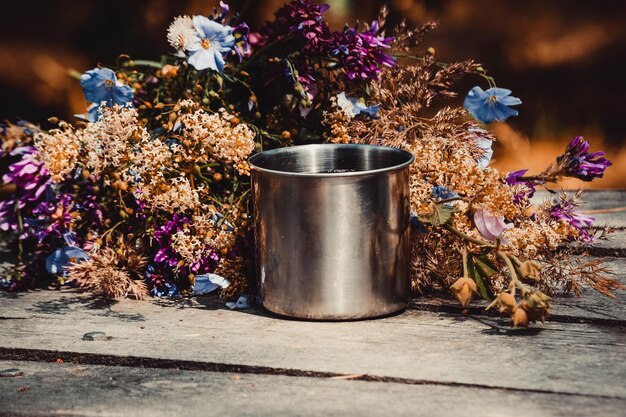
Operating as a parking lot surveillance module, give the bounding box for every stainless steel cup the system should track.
[249,144,414,320]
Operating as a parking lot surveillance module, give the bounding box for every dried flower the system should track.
[520,291,552,323]
[519,260,542,283]
[494,292,517,315]
[327,22,395,81]
[267,0,330,52]
[547,197,594,242]
[511,307,529,328]
[0,146,51,233]
[167,16,197,52]
[450,277,477,306]
[335,93,380,118]
[45,246,89,275]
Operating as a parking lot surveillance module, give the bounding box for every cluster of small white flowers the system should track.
[80,105,137,178]
[124,130,178,187]
[151,175,201,213]
[167,16,197,52]
[196,210,236,244]
[170,229,206,265]
[178,107,256,175]
[34,121,80,182]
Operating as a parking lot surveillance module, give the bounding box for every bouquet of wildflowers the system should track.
[0,0,620,326]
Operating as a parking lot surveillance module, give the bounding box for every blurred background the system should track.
[0,0,624,188]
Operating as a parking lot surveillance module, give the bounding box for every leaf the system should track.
[474,255,498,278]
[467,255,494,301]
[419,204,455,226]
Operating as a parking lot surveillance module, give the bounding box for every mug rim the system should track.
[248,143,414,178]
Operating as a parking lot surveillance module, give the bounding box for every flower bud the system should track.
[521,291,552,323]
[519,260,542,283]
[450,277,477,306]
[511,308,528,328]
[495,292,517,315]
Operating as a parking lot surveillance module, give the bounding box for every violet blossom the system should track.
[152,214,218,277]
[0,146,52,234]
[549,199,595,242]
[506,168,539,205]
[555,136,612,181]
[326,22,395,81]
[270,0,330,52]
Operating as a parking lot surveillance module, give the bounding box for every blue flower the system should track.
[431,185,458,208]
[46,246,89,275]
[463,86,521,124]
[336,92,380,118]
[80,68,133,112]
[192,273,230,295]
[187,16,235,72]
[410,214,428,233]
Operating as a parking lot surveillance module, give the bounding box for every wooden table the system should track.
[0,191,624,417]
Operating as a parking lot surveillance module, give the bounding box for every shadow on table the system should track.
[24,289,146,322]
[468,316,545,336]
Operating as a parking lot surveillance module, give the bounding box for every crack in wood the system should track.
[0,347,623,400]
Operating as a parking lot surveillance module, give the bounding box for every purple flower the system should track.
[145,266,180,298]
[326,23,395,81]
[549,199,594,242]
[152,214,219,277]
[464,87,521,124]
[506,168,538,205]
[0,146,52,234]
[473,209,513,243]
[270,0,330,52]
[556,136,612,181]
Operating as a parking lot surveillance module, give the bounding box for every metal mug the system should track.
[249,144,414,320]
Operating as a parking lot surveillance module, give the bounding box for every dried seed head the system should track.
[450,277,477,306]
[511,308,529,328]
[496,292,517,315]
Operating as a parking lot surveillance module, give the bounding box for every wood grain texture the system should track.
[1,286,624,399]
[1,360,624,417]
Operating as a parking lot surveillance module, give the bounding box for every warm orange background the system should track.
[0,0,624,188]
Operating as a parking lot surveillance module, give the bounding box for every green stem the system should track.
[101,219,126,242]
[444,224,494,248]
[462,243,469,279]
[498,251,528,294]
[122,59,164,69]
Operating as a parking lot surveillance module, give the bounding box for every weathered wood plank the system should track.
[0,360,624,417]
[1,289,624,398]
